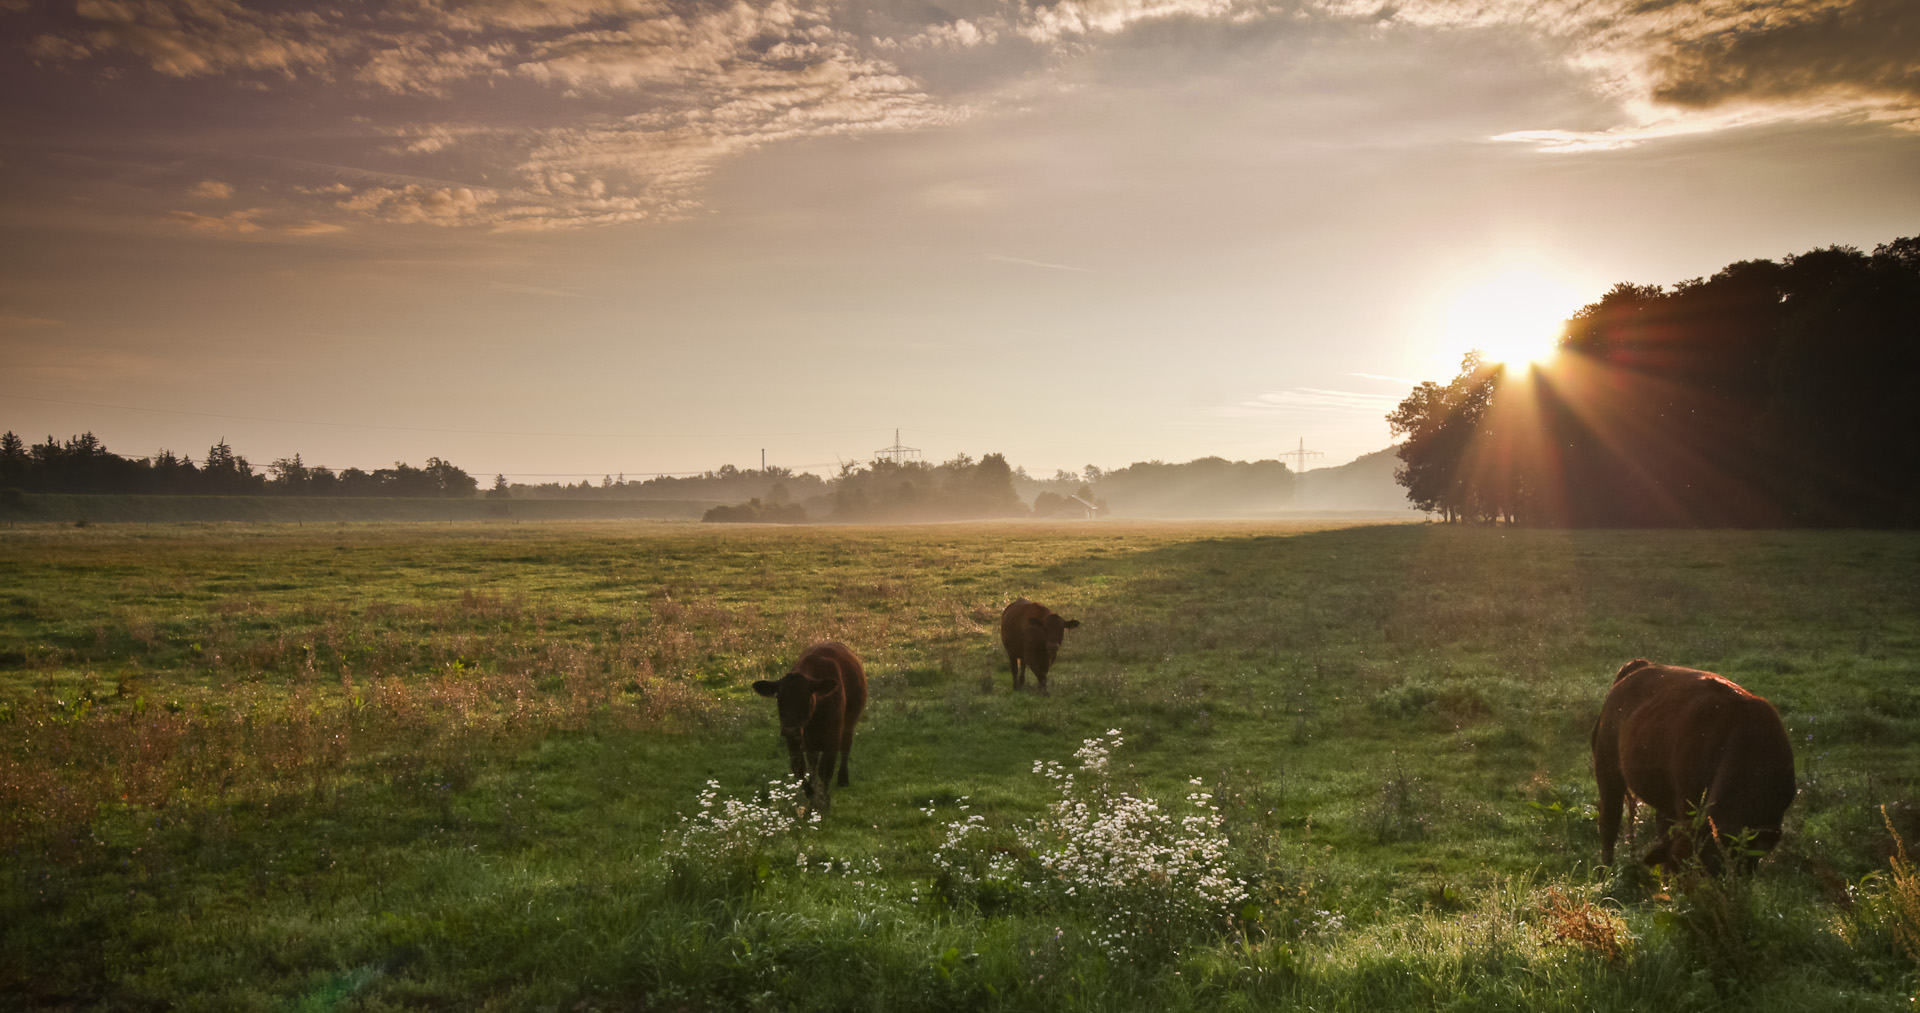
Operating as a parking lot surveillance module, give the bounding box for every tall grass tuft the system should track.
[1878,806,1920,967]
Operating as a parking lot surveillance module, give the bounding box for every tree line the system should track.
[1388,236,1920,526]
[0,433,478,498]
[510,465,829,503]
[826,453,1027,522]
[6,430,1317,522]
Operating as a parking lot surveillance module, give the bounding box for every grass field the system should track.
[3,519,1918,1009]
[2,493,717,524]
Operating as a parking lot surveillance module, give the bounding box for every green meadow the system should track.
[2,519,1917,1010]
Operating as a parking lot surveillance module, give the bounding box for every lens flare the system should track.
[1438,266,1584,367]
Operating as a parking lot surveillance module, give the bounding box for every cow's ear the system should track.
[1028,616,1045,627]
[752,680,779,697]
[1062,619,1080,629]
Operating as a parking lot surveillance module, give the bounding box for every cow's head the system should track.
[752,660,840,746]
[1025,613,1081,671]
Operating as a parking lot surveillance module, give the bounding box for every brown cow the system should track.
[753,641,867,812]
[1000,598,1080,696]
[1592,658,1796,873]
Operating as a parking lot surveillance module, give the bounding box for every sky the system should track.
[2,0,1917,483]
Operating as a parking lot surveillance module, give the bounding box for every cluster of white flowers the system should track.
[1302,908,1347,935]
[919,730,1248,952]
[796,853,887,891]
[1022,730,1248,954]
[926,796,1023,895]
[665,778,820,861]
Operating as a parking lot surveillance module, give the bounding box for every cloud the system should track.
[168,207,264,232]
[27,0,1915,236]
[1644,0,1920,114]
[1364,0,1920,145]
[1212,387,1404,419]
[0,313,67,332]
[489,280,584,297]
[282,220,347,235]
[29,33,92,60]
[355,43,512,97]
[336,185,500,226]
[189,179,234,198]
[67,0,337,78]
[986,254,1088,272]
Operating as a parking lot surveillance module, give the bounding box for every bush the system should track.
[663,778,821,895]
[703,498,809,523]
[925,730,1247,961]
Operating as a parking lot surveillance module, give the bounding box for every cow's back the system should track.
[796,641,867,749]
[1598,662,1794,843]
[1001,599,1044,654]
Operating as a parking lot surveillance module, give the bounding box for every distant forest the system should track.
[1389,236,1920,527]
[1,430,1346,521]
[511,467,830,503]
[0,434,478,498]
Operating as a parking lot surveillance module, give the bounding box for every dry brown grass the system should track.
[1885,806,1920,965]
[0,633,729,850]
[1537,887,1627,963]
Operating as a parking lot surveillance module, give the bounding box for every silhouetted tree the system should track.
[200,438,263,495]
[268,454,311,493]
[0,431,27,488]
[1388,234,1920,527]
[1386,354,1500,522]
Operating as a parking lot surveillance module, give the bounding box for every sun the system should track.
[1437,266,1585,368]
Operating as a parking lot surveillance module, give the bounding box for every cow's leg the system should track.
[1597,764,1627,866]
[1009,651,1024,690]
[1642,811,1676,869]
[836,729,853,787]
[786,740,809,792]
[814,750,836,812]
[1036,672,1049,697]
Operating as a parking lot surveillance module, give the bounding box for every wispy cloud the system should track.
[1346,371,1419,386]
[0,313,67,332]
[168,208,265,233]
[1212,387,1403,419]
[489,280,584,297]
[986,254,1088,272]
[283,220,348,236]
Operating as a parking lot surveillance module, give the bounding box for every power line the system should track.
[1276,436,1324,473]
[873,428,921,465]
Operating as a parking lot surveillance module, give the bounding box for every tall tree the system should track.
[1386,353,1498,523]
[0,431,25,487]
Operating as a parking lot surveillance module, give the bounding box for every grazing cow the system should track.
[752,641,867,812]
[1000,598,1080,696]
[1592,658,1796,873]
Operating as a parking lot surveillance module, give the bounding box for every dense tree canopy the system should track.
[831,452,1027,522]
[1389,236,1920,527]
